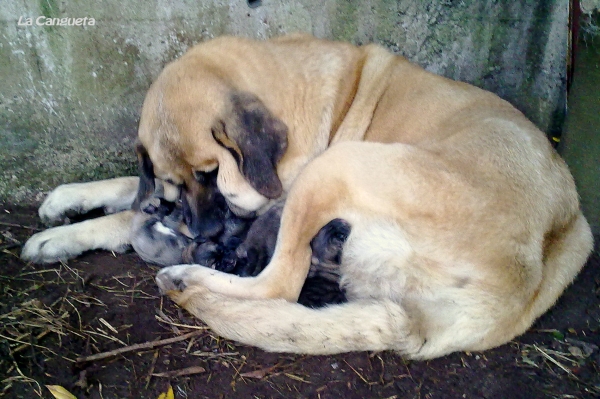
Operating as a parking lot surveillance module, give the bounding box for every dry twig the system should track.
[152,366,206,378]
[76,330,204,363]
[0,221,42,231]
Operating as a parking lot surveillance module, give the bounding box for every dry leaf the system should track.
[568,346,585,358]
[240,366,275,379]
[46,385,77,399]
[157,385,174,399]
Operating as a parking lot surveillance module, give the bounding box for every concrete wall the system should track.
[0,0,568,203]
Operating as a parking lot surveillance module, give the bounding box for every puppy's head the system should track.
[136,62,287,238]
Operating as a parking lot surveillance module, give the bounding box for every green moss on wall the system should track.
[331,1,358,42]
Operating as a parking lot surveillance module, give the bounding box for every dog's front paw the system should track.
[156,264,206,294]
[39,183,94,224]
[21,225,90,263]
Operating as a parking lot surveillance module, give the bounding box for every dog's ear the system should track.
[212,92,288,199]
[132,141,156,211]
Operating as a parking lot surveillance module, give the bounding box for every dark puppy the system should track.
[300,219,350,307]
[223,201,286,277]
[131,191,350,307]
[130,144,349,307]
[182,206,251,272]
[220,202,351,281]
[217,202,350,306]
[134,195,350,278]
[308,219,351,282]
[131,190,248,269]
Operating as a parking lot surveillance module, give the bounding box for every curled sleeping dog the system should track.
[22,35,593,359]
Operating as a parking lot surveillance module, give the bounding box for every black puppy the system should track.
[211,202,350,307]
[182,206,251,272]
[221,201,351,281]
[130,147,350,307]
[301,218,350,307]
[131,193,350,307]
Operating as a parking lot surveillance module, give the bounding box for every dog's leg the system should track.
[22,210,134,263]
[38,177,139,225]
[22,177,141,263]
[164,285,425,357]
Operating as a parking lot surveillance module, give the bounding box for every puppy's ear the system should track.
[212,92,288,199]
[132,141,156,211]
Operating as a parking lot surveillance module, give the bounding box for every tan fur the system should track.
[23,35,593,359]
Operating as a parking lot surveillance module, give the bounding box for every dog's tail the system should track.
[518,211,593,331]
[174,288,426,357]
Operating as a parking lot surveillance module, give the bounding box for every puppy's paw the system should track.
[39,183,96,224]
[21,225,91,263]
[156,264,206,294]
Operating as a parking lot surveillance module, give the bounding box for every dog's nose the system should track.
[181,185,225,239]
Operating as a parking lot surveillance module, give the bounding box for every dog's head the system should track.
[134,63,288,238]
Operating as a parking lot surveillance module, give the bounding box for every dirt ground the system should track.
[1,205,599,399]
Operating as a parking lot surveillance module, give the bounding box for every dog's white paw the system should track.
[156,265,206,294]
[22,214,133,264]
[38,183,96,225]
[21,225,91,263]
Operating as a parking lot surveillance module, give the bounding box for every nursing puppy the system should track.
[130,182,349,307]
[129,151,349,306]
[131,186,350,298]
[23,34,592,359]
[130,169,348,284]
[132,195,349,307]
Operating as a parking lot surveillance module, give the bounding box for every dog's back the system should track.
[330,56,594,357]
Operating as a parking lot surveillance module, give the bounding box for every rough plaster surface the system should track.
[0,0,568,203]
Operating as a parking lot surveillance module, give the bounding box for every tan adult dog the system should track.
[23,34,592,360]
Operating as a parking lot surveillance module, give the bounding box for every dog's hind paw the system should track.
[156,264,206,294]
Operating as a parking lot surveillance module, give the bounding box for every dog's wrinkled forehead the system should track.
[137,78,229,183]
[136,56,288,214]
